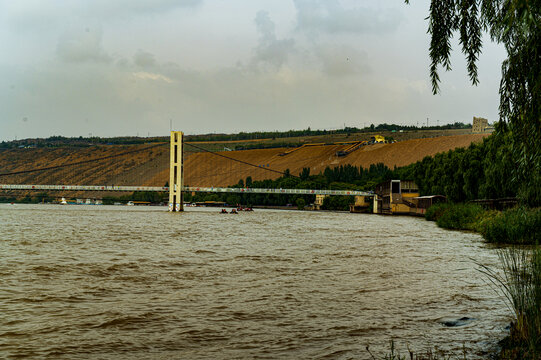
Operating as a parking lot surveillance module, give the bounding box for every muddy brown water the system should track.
[1,204,509,359]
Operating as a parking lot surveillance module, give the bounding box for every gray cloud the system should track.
[251,11,295,70]
[83,0,202,17]
[293,0,403,34]
[314,44,370,77]
[0,1,505,141]
[133,50,157,68]
[57,27,111,63]
[2,0,202,32]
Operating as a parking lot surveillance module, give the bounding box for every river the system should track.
[1,204,509,359]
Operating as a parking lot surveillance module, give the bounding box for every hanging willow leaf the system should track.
[405,0,541,206]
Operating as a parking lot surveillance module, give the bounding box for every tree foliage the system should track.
[407,0,541,206]
[400,127,517,202]
[184,163,395,207]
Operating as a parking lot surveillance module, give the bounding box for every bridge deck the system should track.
[0,184,372,196]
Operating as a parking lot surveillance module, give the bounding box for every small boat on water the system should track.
[220,207,252,214]
[126,201,134,206]
[236,206,254,212]
[60,197,68,205]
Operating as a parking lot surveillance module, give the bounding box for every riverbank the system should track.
[425,203,541,359]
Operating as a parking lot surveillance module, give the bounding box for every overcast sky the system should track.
[0,0,506,141]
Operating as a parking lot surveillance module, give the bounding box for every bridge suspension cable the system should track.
[184,142,298,178]
[0,142,167,177]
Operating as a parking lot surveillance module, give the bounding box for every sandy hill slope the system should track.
[0,145,170,189]
[179,133,488,187]
[0,134,488,192]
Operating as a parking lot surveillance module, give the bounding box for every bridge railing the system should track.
[0,184,167,192]
[0,184,372,196]
[183,186,371,196]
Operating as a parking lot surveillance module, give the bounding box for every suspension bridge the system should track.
[0,184,369,196]
[0,131,371,211]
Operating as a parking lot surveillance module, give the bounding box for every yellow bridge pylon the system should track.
[169,131,184,212]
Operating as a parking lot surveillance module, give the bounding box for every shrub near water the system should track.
[424,202,450,222]
[481,207,541,245]
[425,202,484,230]
[426,203,541,245]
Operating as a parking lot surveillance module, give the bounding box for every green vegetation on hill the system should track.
[184,122,471,143]
[0,135,167,149]
[0,122,472,149]
[233,141,304,151]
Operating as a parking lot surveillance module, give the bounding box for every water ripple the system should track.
[0,204,509,359]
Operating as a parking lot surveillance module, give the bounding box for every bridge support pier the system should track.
[169,131,184,212]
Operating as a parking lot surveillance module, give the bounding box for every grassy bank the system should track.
[480,207,541,245]
[425,202,485,231]
[425,203,540,245]
[426,203,540,358]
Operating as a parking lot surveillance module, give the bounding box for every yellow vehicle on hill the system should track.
[370,135,386,143]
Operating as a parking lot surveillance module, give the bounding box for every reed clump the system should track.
[481,247,541,359]
[367,340,465,359]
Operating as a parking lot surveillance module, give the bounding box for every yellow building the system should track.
[373,180,420,214]
[349,195,374,213]
[314,194,328,210]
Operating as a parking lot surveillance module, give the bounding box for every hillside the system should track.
[0,134,489,195]
[180,134,488,187]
